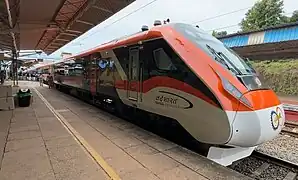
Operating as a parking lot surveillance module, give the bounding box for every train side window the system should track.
[153,48,177,71]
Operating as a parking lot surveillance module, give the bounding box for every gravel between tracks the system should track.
[230,157,264,176]
[258,164,289,180]
[256,134,298,164]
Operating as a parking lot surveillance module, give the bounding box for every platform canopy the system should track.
[0,0,135,54]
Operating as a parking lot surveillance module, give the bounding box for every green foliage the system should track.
[251,60,298,95]
[240,0,285,32]
[280,15,290,23]
[279,11,298,23]
[290,10,298,22]
[212,30,228,37]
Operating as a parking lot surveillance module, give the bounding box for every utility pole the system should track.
[12,50,18,87]
[16,51,19,86]
[12,52,15,86]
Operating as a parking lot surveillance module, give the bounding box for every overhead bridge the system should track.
[218,22,298,60]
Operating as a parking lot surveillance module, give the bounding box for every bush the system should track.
[251,59,298,96]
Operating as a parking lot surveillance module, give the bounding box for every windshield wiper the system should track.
[217,52,242,75]
[205,45,242,75]
[206,45,230,69]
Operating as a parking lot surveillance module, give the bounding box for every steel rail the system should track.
[252,151,298,171]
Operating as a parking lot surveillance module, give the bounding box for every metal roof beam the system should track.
[4,0,18,52]
[0,30,12,35]
[44,0,98,51]
[1,26,60,34]
[60,32,78,37]
[0,42,12,49]
[0,13,10,27]
[51,42,65,46]
[56,38,71,42]
[46,48,56,50]
[19,21,58,26]
[75,19,95,26]
[48,45,60,48]
[66,29,82,34]
[92,5,113,14]
[0,41,14,46]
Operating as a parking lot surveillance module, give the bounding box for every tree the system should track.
[212,30,228,37]
[280,15,290,24]
[240,0,285,32]
[290,10,298,22]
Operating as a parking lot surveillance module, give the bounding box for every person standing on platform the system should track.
[0,70,5,85]
[39,74,43,87]
[48,73,54,89]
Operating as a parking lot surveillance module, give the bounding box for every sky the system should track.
[35,0,298,59]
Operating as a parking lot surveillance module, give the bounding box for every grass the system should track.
[250,59,298,96]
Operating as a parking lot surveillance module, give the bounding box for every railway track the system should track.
[281,120,298,138]
[230,151,298,180]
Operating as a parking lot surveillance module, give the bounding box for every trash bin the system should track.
[17,89,32,107]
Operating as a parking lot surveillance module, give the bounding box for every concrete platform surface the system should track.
[0,83,109,180]
[0,81,252,180]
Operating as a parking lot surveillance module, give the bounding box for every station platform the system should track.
[0,81,251,180]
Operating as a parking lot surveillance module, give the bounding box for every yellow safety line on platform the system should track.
[33,88,121,180]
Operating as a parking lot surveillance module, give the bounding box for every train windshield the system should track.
[173,23,255,76]
[173,23,269,90]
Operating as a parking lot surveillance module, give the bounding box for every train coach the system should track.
[51,21,285,166]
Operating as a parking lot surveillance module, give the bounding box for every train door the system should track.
[92,53,101,94]
[81,57,89,90]
[89,59,97,95]
[84,54,97,95]
[127,47,142,102]
[87,52,101,96]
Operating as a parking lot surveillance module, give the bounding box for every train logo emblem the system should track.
[270,107,283,130]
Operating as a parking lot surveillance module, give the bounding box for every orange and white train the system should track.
[48,22,284,166]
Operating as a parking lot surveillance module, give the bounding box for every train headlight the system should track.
[217,72,253,108]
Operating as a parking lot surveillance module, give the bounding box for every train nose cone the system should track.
[226,90,284,147]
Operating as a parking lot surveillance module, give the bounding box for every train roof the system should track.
[66,23,179,60]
